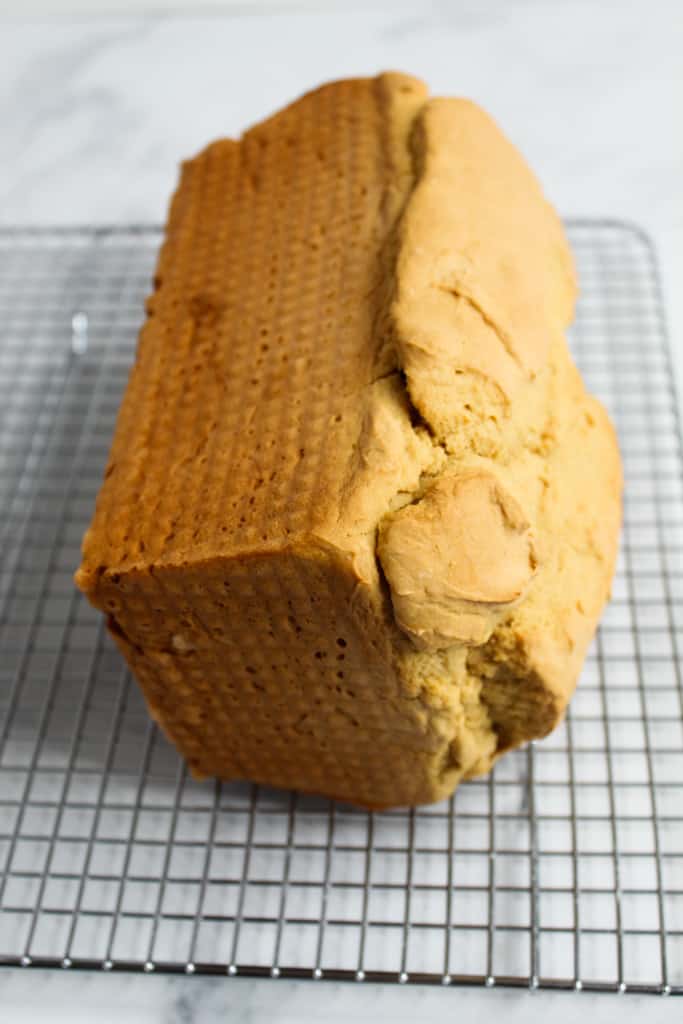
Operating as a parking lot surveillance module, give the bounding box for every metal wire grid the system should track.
[0,222,681,995]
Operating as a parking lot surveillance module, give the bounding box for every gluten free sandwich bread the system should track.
[76,73,622,808]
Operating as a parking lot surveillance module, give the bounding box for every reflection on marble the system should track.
[1,3,682,1021]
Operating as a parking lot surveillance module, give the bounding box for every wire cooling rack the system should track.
[0,222,681,995]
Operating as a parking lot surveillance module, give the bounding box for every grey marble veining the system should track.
[3,968,683,1023]
[1,4,682,1021]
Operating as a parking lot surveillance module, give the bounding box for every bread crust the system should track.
[76,73,621,807]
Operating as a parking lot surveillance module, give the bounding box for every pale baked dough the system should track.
[76,73,622,807]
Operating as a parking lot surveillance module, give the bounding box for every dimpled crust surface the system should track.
[76,73,622,808]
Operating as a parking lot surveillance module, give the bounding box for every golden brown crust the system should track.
[76,73,622,807]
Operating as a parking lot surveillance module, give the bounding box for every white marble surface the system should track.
[1,3,682,1020]
[4,969,683,1024]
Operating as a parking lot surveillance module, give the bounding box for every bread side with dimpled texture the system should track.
[76,73,622,807]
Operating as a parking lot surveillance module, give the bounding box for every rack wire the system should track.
[0,222,681,995]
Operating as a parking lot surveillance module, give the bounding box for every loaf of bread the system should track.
[76,73,622,807]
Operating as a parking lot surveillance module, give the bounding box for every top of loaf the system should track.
[77,72,587,658]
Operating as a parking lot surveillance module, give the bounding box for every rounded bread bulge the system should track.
[378,471,539,650]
